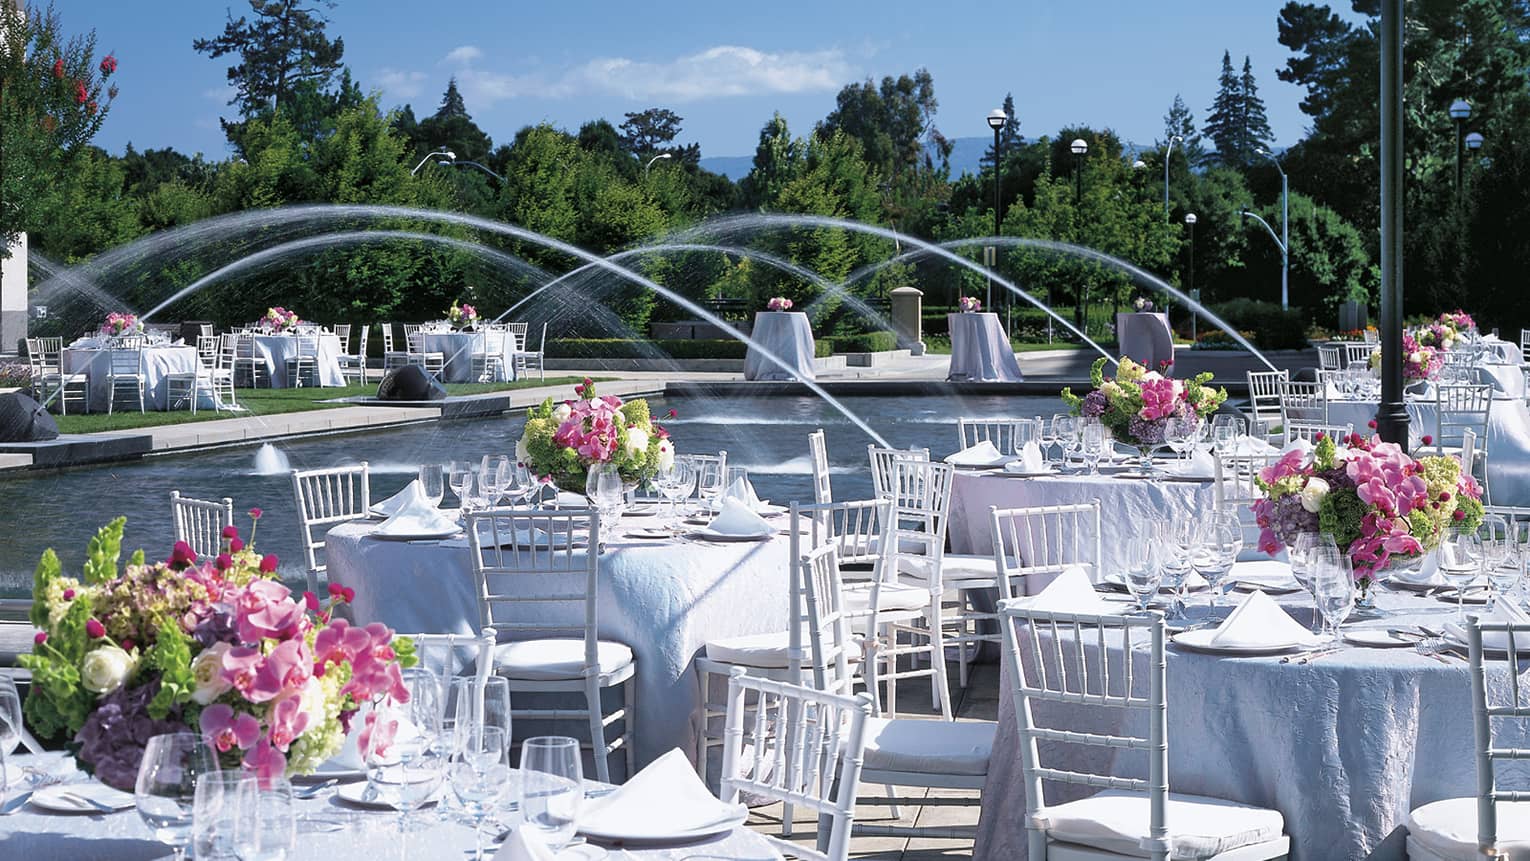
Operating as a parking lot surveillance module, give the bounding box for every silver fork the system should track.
[57,790,118,813]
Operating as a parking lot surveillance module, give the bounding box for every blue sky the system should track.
[79,0,1366,163]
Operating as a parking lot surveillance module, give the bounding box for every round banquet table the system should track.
[250,333,346,388]
[1115,311,1174,370]
[419,330,517,383]
[1479,334,1521,364]
[1326,394,1530,507]
[60,344,200,411]
[324,517,792,774]
[1475,361,1526,400]
[974,586,1530,861]
[947,312,1023,382]
[743,311,817,382]
[0,754,782,860]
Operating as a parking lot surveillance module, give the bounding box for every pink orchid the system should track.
[266,695,310,750]
[248,639,311,702]
[201,704,261,752]
[232,580,305,642]
[1137,376,1181,421]
[358,710,399,760]
[242,738,287,784]
[221,647,264,698]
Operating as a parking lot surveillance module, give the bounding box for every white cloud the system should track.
[442,45,483,66]
[376,67,428,100]
[202,85,236,103]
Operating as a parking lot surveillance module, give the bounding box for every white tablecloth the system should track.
[947,312,1023,382]
[420,331,517,383]
[1480,334,1521,364]
[1327,396,1530,506]
[251,333,346,388]
[325,519,792,772]
[744,311,817,382]
[974,588,1530,861]
[1476,362,1526,399]
[1115,311,1174,370]
[60,345,200,411]
[0,754,780,860]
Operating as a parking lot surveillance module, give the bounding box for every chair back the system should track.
[199,323,214,339]
[333,324,352,352]
[1343,343,1374,367]
[719,668,872,861]
[798,542,861,698]
[218,334,239,371]
[532,322,548,352]
[879,459,955,587]
[464,508,601,666]
[1317,344,1342,370]
[35,336,63,371]
[195,335,220,371]
[957,418,1016,453]
[406,627,497,717]
[170,490,234,558]
[1436,384,1492,455]
[687,452,728,501]
[1213,449,1286,511]
[1277,378,1329,426]
[866,445,931,499]
[108,346,144,376]
[508,322,529,340]
[23,339,46,379]
[235,332,259,360]
[808,429,833,504]
[989,502,1102,599]
[401,323,423,338]
[999,603,1168,856]
[407,331,426,353]
[382,323,397,353]
[1284,420,1353,446]
[356,323,370,357]
[1245,369,1289,437]
[294,334,319,358]
[289,463,371,581]
[1467,616,1530,854]
[1521,329,1530,364]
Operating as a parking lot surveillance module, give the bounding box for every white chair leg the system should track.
[928,596,953,721]
[585,676,610,784]
[622,677,635,781]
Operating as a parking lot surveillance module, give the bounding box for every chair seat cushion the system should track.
[897,553,1000,585]
[1043,789,1285,860]
[844,581,927,614]
[1407,797,1530,860]
[493,638,633,680]
[705,631,791,669]
[862,717,994,776]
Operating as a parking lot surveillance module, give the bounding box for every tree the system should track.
[618,108,683,156]
[1204,51,1243,166]
[739,112,802,209]
[411,77,492,163]
[1239,56,1274,158]
[193,0,344,119]
[981,92,1022,171]
[820,68,949,182]
[1159,93,1204,165]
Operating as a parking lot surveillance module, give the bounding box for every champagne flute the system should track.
[521,737,583,851]
[1312,549,1354,646]
[135,732,217,861]
[418,463,445,508]
[480,455,511,507]
[1080,420,1105,475]
[232,776,296,861]
[1040,416,1060,465]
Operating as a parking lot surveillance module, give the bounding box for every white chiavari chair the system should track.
[1343,342,1374,368]
[957,418,1018,454]
[333,323,352,352]
[989,502,1102,601]
[284,334,320,387]
[166,335,226,413]
[808,429,834,504]
[1245,370,1289,441]
[469,330,507,383]
[1283,419,1353,446]
[464,508,634,783]
[232,332,267,388]
[405,627,498,718]
[169,491,233,558]
[805,542,994,840]
[215,334,240,407]
[1436,384,1493,500]
[105,340,146,414]
[25,337,88,415]
[381,323,410,372]
[514,322,547,381]
[198,323,214,340]
[338,324,369,385]
[720,668,873,861]
[998,603,1289,859]
[1404,616,1530,860]
[1520,328,1530,365]
[1317,343,1342,370]
[290,463,371,593]
[867,445,931,499]
[1276,378,1329,428]
[405,331,446,379]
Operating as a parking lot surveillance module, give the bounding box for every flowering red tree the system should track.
[0,2,119,265]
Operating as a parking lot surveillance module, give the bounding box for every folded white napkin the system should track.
[1019,441,1046,472]
[1164,448,1215,478]
[722,474,766,511]
[374,484,456,537]
[945,440,1005,466]
[372,479,423,517]
[1209,590,1319,649]
[1014,565,1113,614]
[1226,559,1302,591]
[495,828,557,861]
[1387,554,1440,586]
[554,491,587,508]
[707,498,773,535]
[1232,435,1278,456]
[1281,437,1315,458]
[1446,597,1530,652]
[579,749,746,841]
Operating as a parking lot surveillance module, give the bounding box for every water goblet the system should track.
[1439,528,1484,622]
[1039,416,1060,464]
[1155,520,1195,620]
[192,771,244,861]
[452,676,512,762]
[1012,418,1040,456]
[450,725,509,861]
[1312,553,1355,647]
[447,460,474,508]
[1080,420,1105,475]
[1193,512,1243,606]
[586,463,627,540]
[480,455,512,506]
[1057,416,1081,468]
[135,732,217,861]
[1123,542,1164,613]
[417,463,445,507]
[521,737,583,851]
[232,776,296,861]
[0,676,21,757]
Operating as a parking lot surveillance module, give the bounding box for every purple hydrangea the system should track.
[75,676,187,791]
[1081,390,1108,417]
[1127,416,1167,445]
[1265,494,1320,548]
[189,606,238,649]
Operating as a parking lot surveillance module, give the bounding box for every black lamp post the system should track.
[1450,99,1471,205]
[1377,0,1408,445]
[988,108,1008,319]
[1071,137,1088,330]
[1185,213,1198,341]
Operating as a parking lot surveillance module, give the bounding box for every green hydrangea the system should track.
[1318,488,1367,549]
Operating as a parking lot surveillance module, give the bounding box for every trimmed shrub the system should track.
[1206,299,1308,350]
[814,340,834,358]
[830,331,898,353]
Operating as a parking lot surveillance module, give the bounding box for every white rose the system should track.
[656,438,675,471]
[189,642,233,705]
[1300,477,1331,514]
[1410,351,1425,365]
[514,435,529,463]
[81,645,137,697]
[625,426,650,457]
[551,403,572,424]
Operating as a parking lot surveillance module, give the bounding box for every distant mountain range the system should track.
[700,135,1158,181]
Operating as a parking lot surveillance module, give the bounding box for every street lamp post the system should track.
[644,152,672,180]
[1450,99,1471,203]
[1377,0,1408,445]
[1465,132,1484,189]
[1071,138,1088,330]
[1184,212,1197,341]
[1164,134,1182,217]
[1254,147,1289,309]
[410,147,455,175]
[988,108,1008,320]
[1240,209,1288,309]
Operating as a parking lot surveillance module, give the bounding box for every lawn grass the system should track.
[52,376,596,435]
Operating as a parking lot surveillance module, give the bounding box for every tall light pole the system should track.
[1184,213,1198,342]
[1071,138,1088,329]
[643,152,672,180]
[1254,146,1290,309]
[1465,132,1484,191]
[988,108,1008,319]
[1377,0,1408,445]
[1450,99,1471,204]
[410,147,454,175]
[1240,209,1288,308]
[1164,134,1182,217]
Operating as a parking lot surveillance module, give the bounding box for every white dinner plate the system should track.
[1385,576,1446,592]
[336,781,441,810]
[299,760,367,782]
[624,527,674,540]
[30,782,136,813]
[370,525,460,541]
[687,527,775,542]
[622,505,659,517]
[580,806,750,847]
[946,456,1015,469]
[1437,587,1491,605]
[1170,628,1312,656]
[1343,629,1418,648]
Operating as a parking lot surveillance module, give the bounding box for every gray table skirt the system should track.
[744,312,816,382]
[947,313,1023,382]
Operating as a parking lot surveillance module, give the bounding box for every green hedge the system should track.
[546,339,749,359]
[814,340,834,358]
[1205,299,1308,350]
[828,331,898,353]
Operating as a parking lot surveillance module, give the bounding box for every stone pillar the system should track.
[1,234,26,355]
[890,285,924,356]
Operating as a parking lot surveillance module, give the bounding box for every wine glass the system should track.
[450,726,510,861]
[1312,549,1354,646]
[418,463,445,508]
[135,732,217,861]
[1012,418,1040,457]
[480,455,511,507]
[1080,420,1105,475]
[1156,520,1195,620]
[447,461,474,508]
[192,771,243,861]
[1194,512,1243,607]
[719,466,750,510]
[0,675,21,757]
[1057,416,1081,468]
[1166,414,1200,463]
[452,676,512,762]
[232,776,296,861]
[586,463,627,538]
[1122,541,1164,612]
[1211,416,1238,456]
[1040,416,1060,465]
[521,736,583,851]
[1439,528,1484,622]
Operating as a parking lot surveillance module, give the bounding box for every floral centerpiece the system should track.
[1061,356,1227,452]
[959,296,982,313]
[447,301,479,329]
[260,306,302,333]
[1132,296,1156,313]
[1368,331,1440,381]
[19,513,415,790]
[100,312,140,337]
[766,297,793,312]
[1252,431,1484,588]
[517,379,675,492]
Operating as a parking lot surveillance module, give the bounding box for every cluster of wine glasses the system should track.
[1288,533,1357,644]
[1120,512,1244,616]
[1439,514,1526,620]
[586,462,628,538]
[651,459,698,529]
[191,767,296,861]
[1335,362,1381,399]
[1209,415,1248,455]
[417,456,541,514]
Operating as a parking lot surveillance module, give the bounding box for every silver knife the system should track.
[0,791,33,815]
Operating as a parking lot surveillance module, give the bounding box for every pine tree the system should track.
[981,92,1023,171]
[193,0,345,117]
[434,77,467,120]
[1204,51,1243,167]
[1239,56,1274,160]
[1160,93,1203,161]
